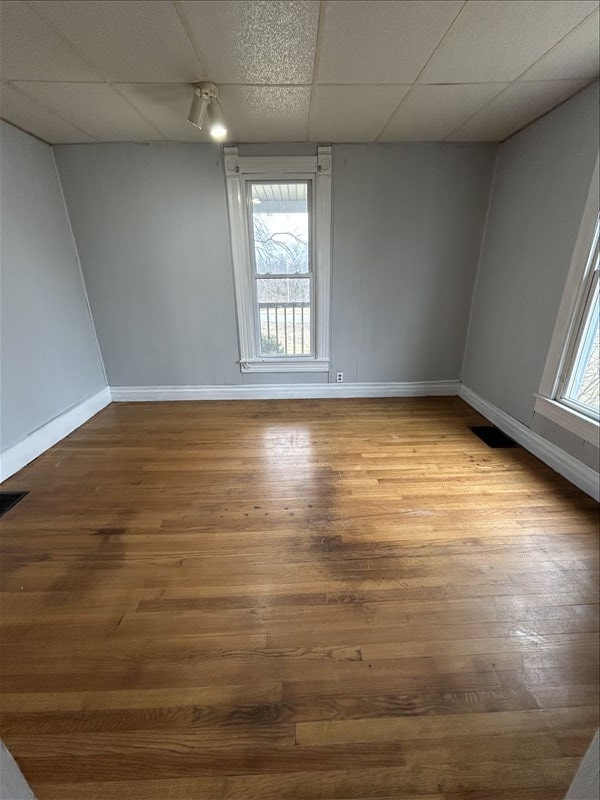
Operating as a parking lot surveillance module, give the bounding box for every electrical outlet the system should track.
[336,371,344,383]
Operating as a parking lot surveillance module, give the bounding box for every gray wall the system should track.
[331,143,496,382]
[0,741,35,800]
[462,81,599,469]
[565,730,599,800]
[54,141,496,387]
[0,121,106,452]
[54,143,241,387]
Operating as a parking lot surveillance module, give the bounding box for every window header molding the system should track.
[223,147,332,178]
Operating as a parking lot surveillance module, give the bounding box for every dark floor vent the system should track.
[469,426,518,449]
[0,492,28,517]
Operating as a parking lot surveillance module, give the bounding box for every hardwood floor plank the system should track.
[553,728,599,757]
[360,631,598,660]
[532,685,600,709]
[445,790,566,800]
[0,643,362,676]
[221,759,581,799]
[1,686,541,737]
[295,707,600,746]
[34,777,226,800]
[401,731,563,764]
[0,682,283,714]
[267,614,597,650]
[36,783,443,800]
[12,741,407,783]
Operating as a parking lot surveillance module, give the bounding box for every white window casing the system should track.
[224,147,332,373]
[535,155,599,445]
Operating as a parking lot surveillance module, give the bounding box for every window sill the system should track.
[240,359,330,374]
[534,394,599,445]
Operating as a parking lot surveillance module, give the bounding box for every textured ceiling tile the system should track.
[12,82,163,142]
[446,78,592,141]
[30,0,204,84]
[0,83,96,143]
[0,0,102,81]
[218,85,311,141]
[380,83,508,141]
[520,9,600,81]
[309,84,409,141]
[420,0,599,84]
[317,0,463,84]
[178,0,319,84]
[116,83,217,141]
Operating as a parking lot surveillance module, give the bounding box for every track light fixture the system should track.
[188,82,228,140]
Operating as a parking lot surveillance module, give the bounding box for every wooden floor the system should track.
[0,397,598,800]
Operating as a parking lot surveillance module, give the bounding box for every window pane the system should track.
[257,277,311,356]
[566,288,599,416]
[250,182,310,275]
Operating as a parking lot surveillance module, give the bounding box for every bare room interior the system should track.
[0,1,599,799]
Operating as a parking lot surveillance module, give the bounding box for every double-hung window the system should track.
[224,148,332,372]
[249,180,313,357]
[535,157,600,443]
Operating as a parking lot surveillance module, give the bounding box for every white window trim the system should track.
[535,155,599,444]
[534,394,599,442]
[224,147,332,373]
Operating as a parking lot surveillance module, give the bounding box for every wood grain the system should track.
[0,397,597,799]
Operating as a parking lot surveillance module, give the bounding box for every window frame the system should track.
[558,230,599,415]
[535,156,600,444]
[224,147,332,373]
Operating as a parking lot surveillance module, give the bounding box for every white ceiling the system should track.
[0,0,598,144]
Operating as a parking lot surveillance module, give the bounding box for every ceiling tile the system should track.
[218,85,311,141]
[519,9,600,81]
[116,83,218,141]
[178,1,319,84]
[317,0,463,84]
[419,0,599,84]
[446,79,592,141]
[309,84,409,141]
[380,83,508,141]
[0,0,102,81]
[30,1,204,84]
[12,82,163,142]
[0,83,96,143]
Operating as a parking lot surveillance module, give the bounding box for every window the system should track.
[224,148,331,372]
[535,157,600,443]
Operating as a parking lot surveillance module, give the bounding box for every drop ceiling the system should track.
[0,0,598,144]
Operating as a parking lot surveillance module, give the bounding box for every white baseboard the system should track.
[109,380,460,402]
[0,387,111,482]
[459,384,599,501]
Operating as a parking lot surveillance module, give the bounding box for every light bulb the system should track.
[207,100,227,140]
[210,122,227,140]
